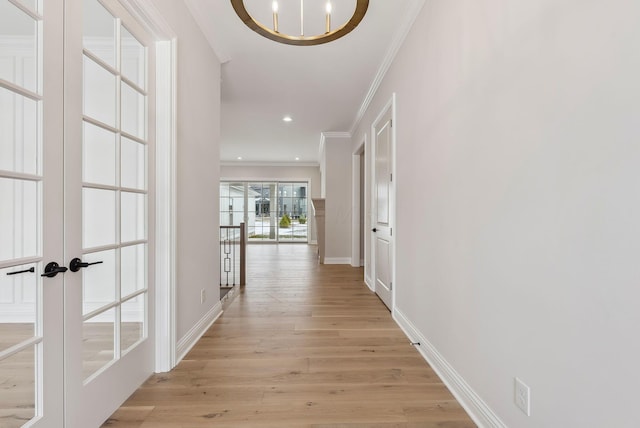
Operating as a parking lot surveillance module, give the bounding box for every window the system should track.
[220,181,309,243]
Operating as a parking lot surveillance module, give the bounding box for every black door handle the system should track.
[7,267,35,276]
[69,258,104,272]
[41,262,68,278]
[372,228,377,232]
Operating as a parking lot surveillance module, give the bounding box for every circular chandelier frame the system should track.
[230,0,369,46]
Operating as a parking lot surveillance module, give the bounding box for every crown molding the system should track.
[119,0,177,40]
[220,161,319,168]
[321,132,352,139]
[349,0,426,135]
[318,131,352,162]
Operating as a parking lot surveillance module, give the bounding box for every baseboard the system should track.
[364,275,374,291]
[324,257,352,265]
[393,308,507,428]
[176,302,222,363]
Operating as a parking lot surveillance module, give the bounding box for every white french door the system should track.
[0,0,155,426]
[1,1,64,426]
[64,0,155,426]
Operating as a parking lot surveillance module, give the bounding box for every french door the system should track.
[0,0,155,426]
[64,0,155,426]
[1,1,65,426]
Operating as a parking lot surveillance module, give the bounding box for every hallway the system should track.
[104,245,475,427]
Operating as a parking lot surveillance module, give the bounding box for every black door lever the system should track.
[41,262,68,278]
[7,267,35,276]
[69,258,104,272]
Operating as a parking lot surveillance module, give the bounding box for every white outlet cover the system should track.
[514,377,531,416]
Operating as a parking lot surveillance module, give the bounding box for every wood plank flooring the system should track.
[103,245,475,428]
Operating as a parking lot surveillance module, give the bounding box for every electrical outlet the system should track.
[514,377,531,416]
[200,289,206,304]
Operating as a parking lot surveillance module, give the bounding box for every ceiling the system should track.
[184,0,422,165]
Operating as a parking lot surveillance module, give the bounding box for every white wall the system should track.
[352,1,640,426]
[153,0,221,342]
[322,137,352,263]
[220,164,321,242]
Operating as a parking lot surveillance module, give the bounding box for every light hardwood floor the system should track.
[103,245,476,428]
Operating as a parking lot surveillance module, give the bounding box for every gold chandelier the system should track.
[230,0,369,46]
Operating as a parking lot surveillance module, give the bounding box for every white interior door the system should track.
[1,1,155,426]
[63,0,155,425]
[0,1,65,426]
[372,108,394,310]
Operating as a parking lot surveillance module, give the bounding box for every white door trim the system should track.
[153,38,177,373]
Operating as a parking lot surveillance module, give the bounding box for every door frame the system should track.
[370,93,396,311]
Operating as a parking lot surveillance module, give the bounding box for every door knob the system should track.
[41,262,68,278]
[372,228,377,232]
[69,258,104,272]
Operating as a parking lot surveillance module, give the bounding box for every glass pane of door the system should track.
[0,264,38,349]
[82,0,116,68]
[0,345,36,427]
[82,308,115,380]
[83,55,116,127]
[277,182,308,242]
[290,182,308,242]
[120,26,146,90]
[0,87,38,175]
[120,295,144,353]
[83,122,116,186]
[0,1,38,93]
[0,178,38,261]
[248,182,277,241]
[219,182,244,227]
[82,249,116,315]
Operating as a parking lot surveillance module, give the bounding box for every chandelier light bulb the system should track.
[325,1,332,33]
[272,1,279,32]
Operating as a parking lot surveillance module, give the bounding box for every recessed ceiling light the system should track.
[295,157,300,161]
[283,116,293,122]
[237,156,242,160]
